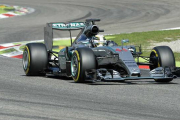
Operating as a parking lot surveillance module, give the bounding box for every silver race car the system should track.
[22,19,177,83]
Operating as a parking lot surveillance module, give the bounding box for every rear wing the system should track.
[44,19,102,51]
[44,22,85,51]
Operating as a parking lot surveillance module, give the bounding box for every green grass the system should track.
[106,30,180,44]
[0,9,7,14]
[53,39,74,46]
[0,5,15,14]
[3,7,15,11]
[176,61,180,67]
[18,40,74,53]
[53,39,74,52]
[0,48,17,54]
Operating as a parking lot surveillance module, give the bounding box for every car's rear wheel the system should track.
[71,47,96,83]
[149,46,175,82]
[22,43,48,76]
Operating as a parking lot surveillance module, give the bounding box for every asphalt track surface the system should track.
[0,0,180,120]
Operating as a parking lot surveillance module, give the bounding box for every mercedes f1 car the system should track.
[22,19,177,83]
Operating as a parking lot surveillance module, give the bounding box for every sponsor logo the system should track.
[52,22,85,29]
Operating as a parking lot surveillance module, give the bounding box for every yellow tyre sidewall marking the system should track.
[73,50,81,82]
[152,49,160,67]
[25,46,30,74]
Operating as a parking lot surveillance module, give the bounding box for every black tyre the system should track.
[71,47,96,83]
[22,43,48,76]
[149,46,175,82]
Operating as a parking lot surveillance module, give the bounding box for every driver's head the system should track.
[93,35,106,47]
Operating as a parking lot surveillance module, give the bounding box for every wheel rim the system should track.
[22,50,29,70]
[71,54,79,77]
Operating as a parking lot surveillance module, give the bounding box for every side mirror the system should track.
[121,39,129,44]
[121,39,129,49]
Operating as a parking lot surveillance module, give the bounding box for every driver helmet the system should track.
[93,35,106,47]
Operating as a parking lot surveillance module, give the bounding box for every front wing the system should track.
[85,67,176,82]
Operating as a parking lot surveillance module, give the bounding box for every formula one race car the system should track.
[22,19,177,83]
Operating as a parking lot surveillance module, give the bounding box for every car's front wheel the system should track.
[71,47,96,83]
[149,46,175,82]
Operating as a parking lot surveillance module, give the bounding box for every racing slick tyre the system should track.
[149,46,175,82]
[22,43,48,76]
[71,47,96,83]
